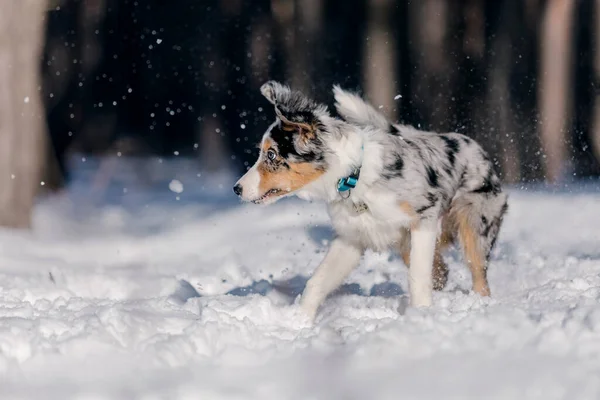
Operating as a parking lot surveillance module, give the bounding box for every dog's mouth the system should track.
[251,188,283,204]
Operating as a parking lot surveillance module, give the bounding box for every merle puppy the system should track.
[234,81,508,321]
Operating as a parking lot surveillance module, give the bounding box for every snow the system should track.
[1,157,600,399]
[168,180,184,194]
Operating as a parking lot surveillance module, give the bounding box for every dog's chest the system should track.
[327,194,412,251]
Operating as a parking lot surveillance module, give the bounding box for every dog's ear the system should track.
[275,107,311,131]
[261,81,300,124]
[260,80,328,146]
[277,109,316,145]
[260,81,290,106]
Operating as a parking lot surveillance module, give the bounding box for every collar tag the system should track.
[352,201,369,214]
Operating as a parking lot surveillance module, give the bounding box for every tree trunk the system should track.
[538,0,576,182]
[408,0,463,132]
[0,0,48,228]
[292,0,323,92]
[486,0,520,183]
[271,0,323,93]
[510,0,545,182]
[591,0,600,165]
[364,0,397,120]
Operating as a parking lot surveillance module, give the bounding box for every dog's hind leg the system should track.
[300,237,363,321]
[398,224,452,291]
[449,192,508,296]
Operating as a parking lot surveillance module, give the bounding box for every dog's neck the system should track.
[296,121,367,204]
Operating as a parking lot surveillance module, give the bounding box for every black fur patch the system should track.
[391,154,404,175]
[486,237,497,261]
[473,170,500,195]
[487,203,507,259]
[440,136,460,166]
[404,139,423,159]
[293,110,317,124]
[416,192,437,214]
[389,124,401,135]
[416,204,434,214]
[383,152,404,179]
[269,124,322,163]
[500,201,508,215]
[481,216,492,237]
[426,192,437,203]
[426,166,439,188]
[269,127,297,158]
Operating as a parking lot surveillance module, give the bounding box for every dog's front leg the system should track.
[408,221,438,307]
[300,237,363,321]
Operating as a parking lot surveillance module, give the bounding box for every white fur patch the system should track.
[300,238,363,321]
[408,225,438,307]
[236,164,261,202]
[333,86,389,131]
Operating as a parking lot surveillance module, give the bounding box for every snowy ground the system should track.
[1,157,600,399]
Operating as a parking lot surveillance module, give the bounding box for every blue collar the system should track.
[337,168,360,192]
[337,145,364,193]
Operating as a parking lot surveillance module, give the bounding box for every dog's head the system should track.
[233,81,331,204]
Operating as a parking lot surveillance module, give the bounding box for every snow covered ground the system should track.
[1,157,600,399]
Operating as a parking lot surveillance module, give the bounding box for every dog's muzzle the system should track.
[233,165,262,202]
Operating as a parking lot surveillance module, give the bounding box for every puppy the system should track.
[234,81,508,321]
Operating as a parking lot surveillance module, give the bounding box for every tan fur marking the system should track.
[281,119,312,132]
[261,138,274,153]
[257,161,324,198]
[399,201,422,230]
[455,210,490,296]
[399,201,416,217]
[280,120,316,143]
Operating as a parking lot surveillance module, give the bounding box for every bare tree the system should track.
[486,0,521,183]
[0,0,48,228]
[512,0,545,182]
[270,0,323,93]
[538,0,576,182]
[364,0,397,120]
[408,0,457,131]
[591,0,600,164]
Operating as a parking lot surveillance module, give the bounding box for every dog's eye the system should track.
[267,149,277,161]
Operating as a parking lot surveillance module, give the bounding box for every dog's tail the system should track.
[333,85,391,131]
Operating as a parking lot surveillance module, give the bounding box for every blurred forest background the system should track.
[1,0,600,228]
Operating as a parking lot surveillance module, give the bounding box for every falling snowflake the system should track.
[169,179,184,194]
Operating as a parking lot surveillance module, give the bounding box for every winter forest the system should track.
[1,1,600,399]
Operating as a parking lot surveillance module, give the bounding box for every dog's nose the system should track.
[233,183,243,196]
